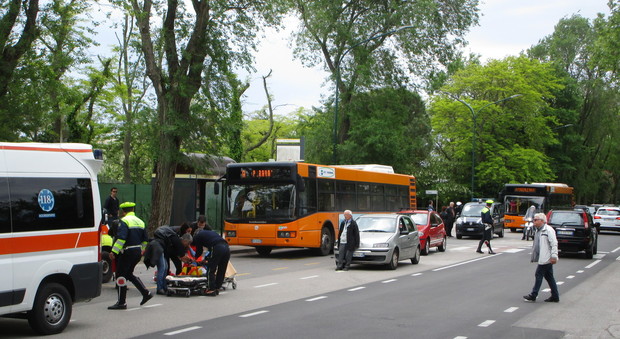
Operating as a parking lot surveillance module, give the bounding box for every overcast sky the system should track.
[241,0,611,114]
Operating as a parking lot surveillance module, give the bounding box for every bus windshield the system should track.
[227,183,296,220]
[504,195,544,215]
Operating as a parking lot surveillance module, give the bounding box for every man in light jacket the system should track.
[523,213,560,302]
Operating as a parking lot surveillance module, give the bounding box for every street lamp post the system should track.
[332,26,413,164]
[446,94,521,200]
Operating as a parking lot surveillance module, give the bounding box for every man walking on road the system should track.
[476,200,496,254]
[523,213,560,303]
[336,210,360,271]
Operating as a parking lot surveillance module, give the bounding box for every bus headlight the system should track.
[277,231,297,238]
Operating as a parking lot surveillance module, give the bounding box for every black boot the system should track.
[109,285,128,310]
[131,278,153,306]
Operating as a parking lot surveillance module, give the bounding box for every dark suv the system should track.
[547,209,599,259]
[455,202,504,239]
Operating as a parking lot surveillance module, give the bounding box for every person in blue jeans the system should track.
[523,213,560,303]
[144,227,192,295]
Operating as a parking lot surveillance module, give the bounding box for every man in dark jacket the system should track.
[192,230,230,296]
[144,226,192,294]
[336,210,360,271]
[476,200,496,254]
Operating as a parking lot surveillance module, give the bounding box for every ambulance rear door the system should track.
[0,146,14,312]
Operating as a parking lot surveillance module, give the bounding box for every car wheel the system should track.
[456,234,462,239]
[585,242,594,259]
[422,238,430,255]
[28,283,72,335]
[101,252,113,283]
[593,235,598,255]
[388,248,399,270]
[438,236,447,252]
[410,246,420,265]
[313,227,333,256]
[499,227,504,238]
[255,246,273,256]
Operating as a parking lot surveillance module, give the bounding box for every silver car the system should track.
[594,207,620,232]
[335,214,420,270]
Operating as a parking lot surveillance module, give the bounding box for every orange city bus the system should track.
[223,162,417,256]
[501,183,574,232]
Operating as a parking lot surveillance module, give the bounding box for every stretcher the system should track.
[165,261,238,297]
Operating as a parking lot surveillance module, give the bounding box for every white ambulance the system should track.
[0,143,103,334]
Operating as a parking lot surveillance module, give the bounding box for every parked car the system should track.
[455,202,504,239]
[335,214,420,270]
[594,207,620,232]
[397,210,447,255]
[547,209,598,259]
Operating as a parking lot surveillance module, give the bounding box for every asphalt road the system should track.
[2,231,620,338]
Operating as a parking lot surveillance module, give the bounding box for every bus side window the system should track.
[0,177,10,234]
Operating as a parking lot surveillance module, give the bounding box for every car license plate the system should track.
[251,239,262,244]
[467,228,475,231]
[557,230,573,236]
[353,252,365,258]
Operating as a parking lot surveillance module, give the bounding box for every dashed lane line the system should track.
[304,262,320,266]
[239,310,269,318]
[450,246,472,251]
[164,326,202,336]
[348,287,366,292]
[585,260,601,269]
[453,336,468,339]
[382,279,397,283]
[502,248,526,253]
[433,254,498,272]
[611,246,620,253]
[478,320,495,327]
[567,275,575,279]
[306,296,327,302]
[504,307,519,313]
[254,283,279,288]
[237,273,251,277]
[300,275,319,280]
[272,267,289,271]
[557,281,565,285]
[594,254,606,259]
[411,273,423,277]
[577,270,584,273]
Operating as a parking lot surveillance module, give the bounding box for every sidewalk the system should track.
[514,257,620,338]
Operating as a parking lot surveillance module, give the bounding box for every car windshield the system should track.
[461,204,484,217]
[549,212,583,226]
[407,213,428,226]
[504,196,544,216]
[597,209,620,216]
[356,217,396,233]
[227,183,296,220]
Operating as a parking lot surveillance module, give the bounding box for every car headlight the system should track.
[456,218,463,225]
[373,243,390,248]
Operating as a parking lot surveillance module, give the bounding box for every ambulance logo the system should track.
[38,189,55,212]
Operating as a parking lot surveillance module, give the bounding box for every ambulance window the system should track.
[0,178,9,233]
[9,178,94,232]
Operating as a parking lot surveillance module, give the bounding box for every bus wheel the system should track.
[255,246,273,256]
[28,283,72,335]
[314,227,333,256]
[510,228,516,233]
[101,251,113,283]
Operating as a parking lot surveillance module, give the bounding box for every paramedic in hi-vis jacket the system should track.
[108,202,153,310]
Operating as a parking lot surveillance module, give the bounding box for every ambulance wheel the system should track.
[232,282,237,290]
[185,291,191,298]
[166,290,173,297]
[101,252,113,283]
[28,283,72,335]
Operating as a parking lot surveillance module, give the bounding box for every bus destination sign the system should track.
[239,167,292,180]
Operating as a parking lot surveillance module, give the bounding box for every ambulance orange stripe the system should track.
[0,145,92,153]
[0,231,99,255]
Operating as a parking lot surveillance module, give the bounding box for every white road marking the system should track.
[254,283,278,288]
[598,251,609,254]
[348,287,366,292]
[164,326,202,336]
[306,296,327,302]
[566,275,575,279]
[585,260,601,269]
[542,288,550,293]
[594,254,606,259]
[503,248,525,253]
[454,337,468,339]
[577,270,584,273]
[611,246,620,253]
[433,255,498,271]
[557,281,565,285]
[504,307,519,313]
[411,273,423,277]
[239,310,269,318]
[300,275,319,280]
[143,303,162,308]
[450,246,472,251]
[478,320,495,327]
[382,279,397,283]
[617,256,620,261]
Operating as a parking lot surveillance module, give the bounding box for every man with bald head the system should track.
[336,210,360,271]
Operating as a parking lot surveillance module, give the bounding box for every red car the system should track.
[398,210,447,255]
